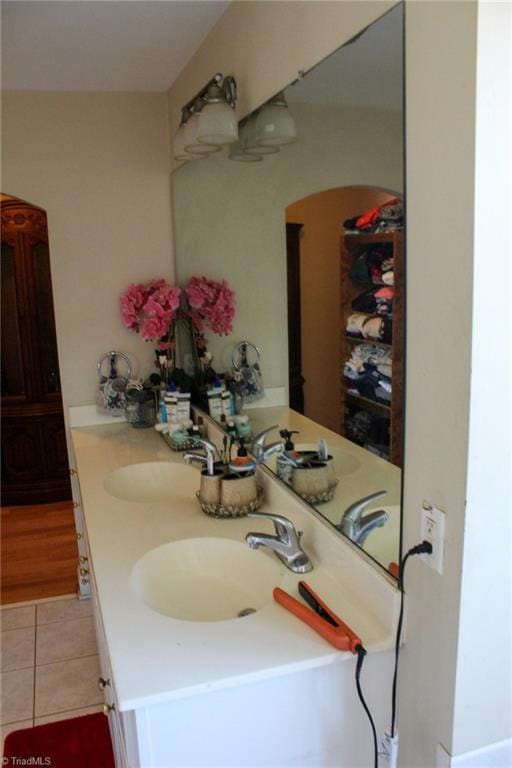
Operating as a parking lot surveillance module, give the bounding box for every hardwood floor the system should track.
[1,501,78,604]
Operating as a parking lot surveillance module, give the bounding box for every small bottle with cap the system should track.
[234,414,252,440]
[276,429,301,484]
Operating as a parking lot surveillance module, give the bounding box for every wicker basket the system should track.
[298,480,338,506]
[195,487,264,519]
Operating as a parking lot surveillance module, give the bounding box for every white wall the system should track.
[451,0,511,757]
[2,92,173,408]
[402,0,511,764]
[172,102,402,387]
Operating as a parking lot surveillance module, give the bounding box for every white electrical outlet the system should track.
[420,502,445,574]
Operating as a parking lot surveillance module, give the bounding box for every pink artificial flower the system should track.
[140,316,168,341]
[185,276,236,337]
[120,279,180,341]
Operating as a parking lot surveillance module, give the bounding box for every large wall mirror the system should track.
[172,3,404,576]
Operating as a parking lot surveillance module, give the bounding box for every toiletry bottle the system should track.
[229,440,256,474]
[207,377,224,422]
[221,389,233,418]
[235,414,252,440]
[164,383,178,423]
[159,398,168,424]
[276,429,300,484]
[226,419,237,439]
[176,391,191,422]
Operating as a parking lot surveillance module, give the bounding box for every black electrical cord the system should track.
[390,541,432,737]
[355,644,378,768]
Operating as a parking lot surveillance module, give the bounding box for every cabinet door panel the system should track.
[1,242,26,397]
[31,240,61,395]
[1,421,45,481]
[41,415,70,476]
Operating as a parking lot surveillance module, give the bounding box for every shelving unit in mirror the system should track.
[340,230,403,467]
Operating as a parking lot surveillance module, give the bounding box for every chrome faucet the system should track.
[251,425,279,459]
[183,453,207,468]
[257,441,285,464]
[339,490,389,546]
[194,438,220,461]
[184,439,218,475]
[245,511,313,573]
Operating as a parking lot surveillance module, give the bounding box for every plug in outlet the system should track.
[420,502,445,574]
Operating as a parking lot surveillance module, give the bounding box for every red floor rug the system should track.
[3,712,115,768]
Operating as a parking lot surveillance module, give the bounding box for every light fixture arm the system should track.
[182,73,237,116]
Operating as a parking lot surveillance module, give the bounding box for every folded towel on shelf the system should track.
[344,343,392,379]
[345,314,392,343]
[352,362,392,404]
[343,198,404,233]
[346,312,368,337]
[351,286,394,317]
[348,245,394,286]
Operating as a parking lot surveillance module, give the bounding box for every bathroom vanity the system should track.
[72,420,399,767]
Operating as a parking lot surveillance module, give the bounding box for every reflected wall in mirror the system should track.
[172,4,404,576]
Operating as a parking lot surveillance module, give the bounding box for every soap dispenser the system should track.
[223,441,258,508]
[228,439,256,474]
[276,429,300,484]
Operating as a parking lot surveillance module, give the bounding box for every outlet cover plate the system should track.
[421,502,445,574]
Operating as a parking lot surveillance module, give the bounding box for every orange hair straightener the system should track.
[273,581,362,653]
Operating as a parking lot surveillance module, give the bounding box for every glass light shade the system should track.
[255,94,297,147]
[173,122,203,162]
[241,114,279,156]
[197,102,238,145]
[228,141,262,163]
[184,111,221,155]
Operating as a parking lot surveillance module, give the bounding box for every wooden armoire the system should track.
[1,196,71,505]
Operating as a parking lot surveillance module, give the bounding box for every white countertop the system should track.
[72,422,399,712]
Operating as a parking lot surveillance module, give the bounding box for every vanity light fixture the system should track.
[184,98,221,156]
[228,139,263,163]
[173,108,205,162]
[197,78,238,145]
[173,73,238,161]
[255,91,297,147]
[241,113,280,157]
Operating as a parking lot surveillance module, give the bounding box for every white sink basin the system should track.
[132,537,285,622]
[104,461,199,503]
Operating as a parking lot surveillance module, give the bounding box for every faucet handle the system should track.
[194,438,220,461]
[246,511,298,541]
[251,425,279,455]
[183,453,207,466]
[343,490,387,519]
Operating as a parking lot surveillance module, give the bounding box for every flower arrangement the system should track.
[184,276,236,358]
[185,276,236,337]
[120,279,181,349]
[119,275,236,391]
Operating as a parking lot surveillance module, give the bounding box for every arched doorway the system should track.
[286,186,400,435]
[1,195,71,505]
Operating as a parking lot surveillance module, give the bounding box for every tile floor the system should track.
[1,595,103,752]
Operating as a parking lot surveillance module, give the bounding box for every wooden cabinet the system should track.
[1,197,71,505]
[340,230,403,466]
